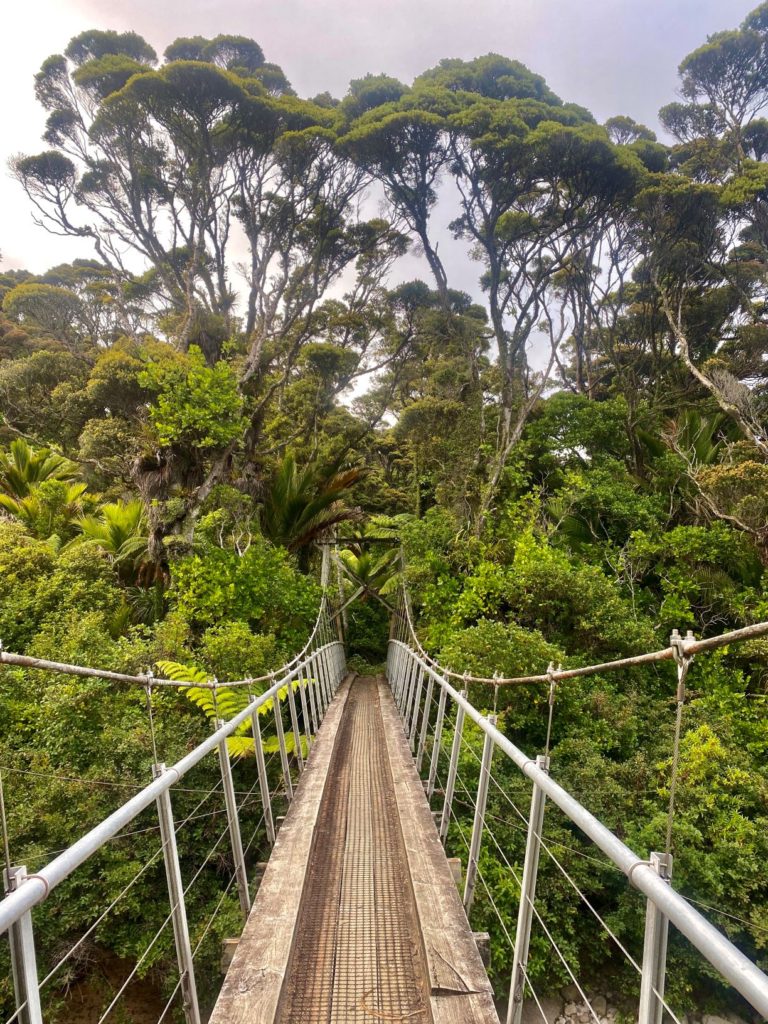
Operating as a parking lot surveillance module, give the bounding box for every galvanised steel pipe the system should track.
[389,641,768,1016]
[304,652,321,733]
[0,663,299,936]
[416,669,435,772]
[297,672,313,754]
[285,672,305,774]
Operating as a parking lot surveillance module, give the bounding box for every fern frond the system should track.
[226,736,257,758]
[156,660,210,685]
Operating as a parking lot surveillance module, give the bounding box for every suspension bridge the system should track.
[2,546,768,1024]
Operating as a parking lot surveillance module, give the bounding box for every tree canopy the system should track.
[3,7,768,1020]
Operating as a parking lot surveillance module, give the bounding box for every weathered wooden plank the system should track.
[377,675,501,1024]
[208,675,354,1024]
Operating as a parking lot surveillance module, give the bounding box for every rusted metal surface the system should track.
[376,677,500,1024]
[277,676,432,1023]
[208,676,354,1024]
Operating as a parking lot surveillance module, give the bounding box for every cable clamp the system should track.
[546,662,558,705]
[670,629,695,665]
[669,630,694,701]
[26,874,50,900]
[626,859,652,888]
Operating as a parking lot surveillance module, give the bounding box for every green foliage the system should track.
[260,456,362,561]
[3,9,768,1018]
[169,539,320,647]
[73,500,150,576]
[0,479,91,544]
[439,618,561,680]
[345,598,389,664]
[197,621,280,680]
[0,438,78,498]
[3,282,86,340]
[156,659,303,758]
[138,346,244,450]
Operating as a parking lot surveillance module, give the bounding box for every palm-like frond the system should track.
[340,546,401,598]
[0,482,88,539]
[261,456,363,553]
[0,438,78,499]
[75,500,149,566]
[664,409,735,466]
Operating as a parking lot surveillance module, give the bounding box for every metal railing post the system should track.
[311,647,325,720]
[393,645,403,705]
[285,673,304,773]
[409,666,425,751]
[273,696,294,802]
[4,866,43,1024]
[325,642,336,695]
[152,768,202,1024]
[439,692,466,844]
[315,643,328,711]
[416,668,435,772]
[323,643,334,703]
[317,646,330,715]
[325,632,336,693]
[397,647,408,709]
[428,682,447,800]
[638,852,673,1024]
[332,638,342,690]
[217,733,251,920]
[250,707,275,845]
[464,717,496,914]
[507,754,549,1024]
[402,657,416,728]
[306,653,321,732]
[297,668,313,753]
[407,660,420,736]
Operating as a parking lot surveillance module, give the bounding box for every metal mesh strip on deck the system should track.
[277,676,431,1023]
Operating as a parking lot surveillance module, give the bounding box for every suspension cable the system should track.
[394,581,768,688]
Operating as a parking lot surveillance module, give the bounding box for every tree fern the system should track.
[156,659,306,759]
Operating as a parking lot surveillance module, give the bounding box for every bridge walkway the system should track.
[209,674,499,1024]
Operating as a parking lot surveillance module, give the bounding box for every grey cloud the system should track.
[2,0,755,279]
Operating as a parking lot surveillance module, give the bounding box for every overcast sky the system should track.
[1,0,756,280]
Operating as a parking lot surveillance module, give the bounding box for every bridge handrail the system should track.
[0,640,344,937]
[388,637,768,1016]
[397,588,768,686]
[0,595,338,692]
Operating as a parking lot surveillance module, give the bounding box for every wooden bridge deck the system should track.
[209,675,499,1024]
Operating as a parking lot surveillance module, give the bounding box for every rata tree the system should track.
[647,6,768,459]
[15,33,253,349]
[340,78,459,304]
[636,172,768,457]
[12,30,374,362]
[660,2,768,178]
[447,95,645,520]
[2,282,89,346]
[341,56,575,308]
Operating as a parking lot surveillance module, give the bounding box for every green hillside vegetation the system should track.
[2,8,768,1019]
